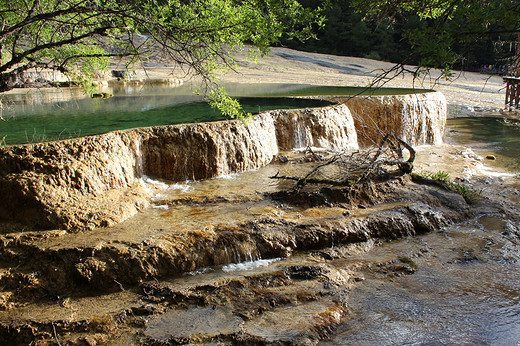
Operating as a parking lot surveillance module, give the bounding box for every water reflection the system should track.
[1,82,432,110]
[0,95,332,145]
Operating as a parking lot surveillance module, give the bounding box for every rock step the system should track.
[0,178,473,344]
[0,253,353,345]
[0,200,452,298]
[0,236,428,345]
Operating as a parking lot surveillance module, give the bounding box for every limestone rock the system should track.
[141,113,279,181]
[0,132,146,230]
[272,104,359,152]
[339,92,447,147]
[0,92,446,231]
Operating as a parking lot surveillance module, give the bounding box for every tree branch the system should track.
[0,25,113,73]
[270,133,416,189]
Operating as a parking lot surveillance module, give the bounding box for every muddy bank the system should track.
[1,167,517,345]
[0,172,470,292]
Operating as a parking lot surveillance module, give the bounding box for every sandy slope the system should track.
[133,46,506,110]
[225,47,507,110]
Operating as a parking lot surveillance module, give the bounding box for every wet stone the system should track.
[285,265,328,280]
[241,300,345,344]
[143,306,243,342]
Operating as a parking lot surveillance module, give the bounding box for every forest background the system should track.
[283,0,518,74]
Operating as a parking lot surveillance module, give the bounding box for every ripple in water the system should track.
[320,216,520,345]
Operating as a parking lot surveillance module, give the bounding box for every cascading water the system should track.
[340,92,447,147]
[5,89,510,345]
[133,137,144,178]
[292,114,313,149]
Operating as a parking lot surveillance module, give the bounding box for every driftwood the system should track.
[270,133,415,190]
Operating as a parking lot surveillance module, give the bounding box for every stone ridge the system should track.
[0,92,446,231]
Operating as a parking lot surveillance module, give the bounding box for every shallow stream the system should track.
[320,216,520,345]
[447,116,520,170]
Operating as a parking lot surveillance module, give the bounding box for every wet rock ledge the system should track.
[0,92,445,231]
[0,174,474,345]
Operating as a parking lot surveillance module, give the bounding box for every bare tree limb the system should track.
[270,133,416,189]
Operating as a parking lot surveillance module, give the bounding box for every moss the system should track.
[398,256,417,269]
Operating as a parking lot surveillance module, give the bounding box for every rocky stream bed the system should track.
[1,147,519,345]
[0,82,519,344]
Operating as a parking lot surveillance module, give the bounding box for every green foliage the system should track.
[282,0,413,62]
[207,87,251,120]
[426,170,450,182]
[398,256,418,269]
[285,0,519,74]
[0,0,324,98]
[351,0,520,73]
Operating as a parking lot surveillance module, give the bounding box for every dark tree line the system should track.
[282,0,518,73]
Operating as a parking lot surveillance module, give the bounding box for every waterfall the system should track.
[292,114,312,149]
[133,138,144,178]
[341,92,446,147]
[0,92,446,231]
[214,232,261,265]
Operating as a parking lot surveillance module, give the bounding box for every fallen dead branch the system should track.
[270,133,415,190]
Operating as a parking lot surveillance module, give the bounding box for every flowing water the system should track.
[320,218,520,345]
[447,116,520,170]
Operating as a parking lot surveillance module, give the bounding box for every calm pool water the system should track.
[0,96,333,145]
[447,116,520,169]
[0,83,432,145]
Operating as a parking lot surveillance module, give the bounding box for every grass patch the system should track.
[410,170,481,204]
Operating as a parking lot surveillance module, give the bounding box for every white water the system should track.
[222,258,281,272]
[292,114,312,149]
